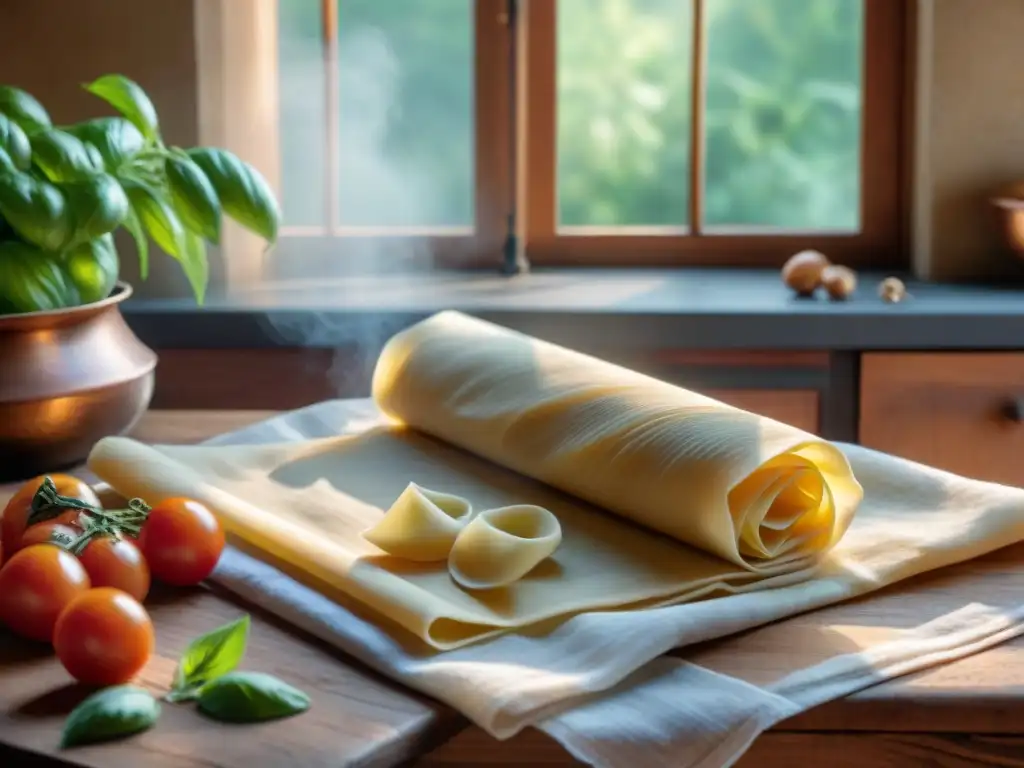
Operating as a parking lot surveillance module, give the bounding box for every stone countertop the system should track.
[121,268,1024,351]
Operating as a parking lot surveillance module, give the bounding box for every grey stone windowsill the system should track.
[121,268,1024,351]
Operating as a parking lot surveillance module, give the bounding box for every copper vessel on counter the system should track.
[0,283,156,481]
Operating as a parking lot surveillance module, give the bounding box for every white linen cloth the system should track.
[177,400,1024,767]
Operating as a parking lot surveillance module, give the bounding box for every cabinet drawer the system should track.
[861,353,1024,485]
[705,389,820,434]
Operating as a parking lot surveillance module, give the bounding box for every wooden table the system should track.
[3,411,1024,768]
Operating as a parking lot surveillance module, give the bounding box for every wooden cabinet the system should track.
[154,348,824,435]
[706,389,819,435]
[860,353,1024,486]
[628,350,826,435]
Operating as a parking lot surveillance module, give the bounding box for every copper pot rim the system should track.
[0,281,134,331]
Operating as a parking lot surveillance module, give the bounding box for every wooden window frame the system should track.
[199,0,907,285]
[196,0,510,285]
[520,0,907,268]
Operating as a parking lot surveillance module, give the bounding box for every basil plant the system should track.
[0,74,279,314]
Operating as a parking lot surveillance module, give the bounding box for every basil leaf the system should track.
[61,686,160,749]
[65,117,145,172]
[0,86,51,134]
[122,177,183,257]
[64,233,119,304]
[177,229,209,305]
[166,154,221,243]
[0,147,14,174]
[61,173,130,247]
[186,148,278,242]
[63,173,130,244]
[197,672,310,723]
[83,75,159,142]
[0,113,31,170]
[122,205,149,280]
[0,171,71,250]
[0,241,78,314]
[169,615,250,700]
[31,129,105,182]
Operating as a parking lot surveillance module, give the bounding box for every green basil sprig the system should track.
[83,74,160,143]
[30,128,105,182]
[0,73,282,315]
[166,153,222,243]
[65,173,130,243]
[120,174,208,303]
[165,614,310,724]
[198,672,311,723]
[0,85,51,134]
[61,686,160,749]
[0,241,77,313]
[0,113,31,170]
[64,117,145,173]
[0,171,71,250]
[57,614,309,750]
[0,147,14,174]
[166,614,250,703]
[0,169,128,252]
[64,233,120,305]
[187,147,279,242]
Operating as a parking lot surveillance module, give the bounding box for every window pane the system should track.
[557,0,693,229]
[703,0,863,231]
[336,0,474,229]
[278,0,328,228]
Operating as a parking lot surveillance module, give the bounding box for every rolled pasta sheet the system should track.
[372,311,863,571]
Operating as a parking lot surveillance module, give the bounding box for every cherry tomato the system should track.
[137,498,224,587]
[19,522,79,549]
[78,537,150,602]
[1,474,98,557]
[0,545,91,642]
[53,588,154,686]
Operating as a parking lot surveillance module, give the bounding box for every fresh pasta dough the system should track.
[448,505,562,590]
[88,310,864,649]
[372,311,863,571]
[363,483,472,562]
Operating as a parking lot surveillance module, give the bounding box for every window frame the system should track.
[519,0,908,268]
[196,0,511,283]
[200,0,908,284]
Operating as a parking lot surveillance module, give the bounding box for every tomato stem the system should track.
[27,477,152,554]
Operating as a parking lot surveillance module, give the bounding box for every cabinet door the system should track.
[705,389,819,435]
[861,353,1024,486]
[154,348,822,436]
[618,350,826,435]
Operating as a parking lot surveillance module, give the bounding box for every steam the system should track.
[262,19,454,398]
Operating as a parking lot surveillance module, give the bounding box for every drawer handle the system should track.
[1002,398,1024,423]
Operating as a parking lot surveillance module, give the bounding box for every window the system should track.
[273,0,509,273]
[200,0,905,277]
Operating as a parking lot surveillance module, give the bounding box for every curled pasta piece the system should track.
[448,504,562,590]
[363,483,473,562]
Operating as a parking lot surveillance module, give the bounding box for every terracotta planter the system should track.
[0,282,156,482]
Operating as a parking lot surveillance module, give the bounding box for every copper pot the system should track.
[0,282,156,482]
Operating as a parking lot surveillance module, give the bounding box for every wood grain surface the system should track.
[418,729,1024,767]
[860,352,1024,486]
[0,411,459,768]
[4,410,1024,768]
